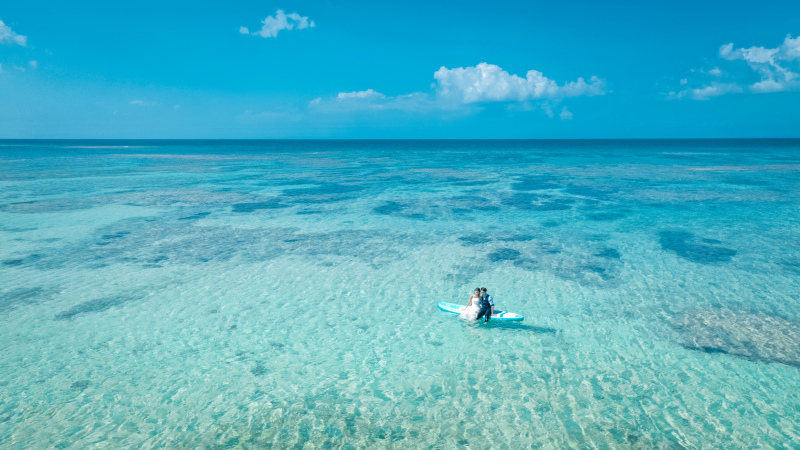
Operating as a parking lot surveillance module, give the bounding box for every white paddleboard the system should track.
[437,302,524,321]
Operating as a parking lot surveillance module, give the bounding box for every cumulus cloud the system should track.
[750,79,787,93]
[240,10,315,38]
[310,90,438,113]
[669,81,722,100]
[433,62,605,103]
[718,35,800,93]
[336,89,385,101]
[668,82,743,100]
[673,34,800,100]
[311,63,604,119]
[0,20,26,46]
[689,82,743,100]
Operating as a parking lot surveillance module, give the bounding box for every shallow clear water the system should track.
[1,139,800,448]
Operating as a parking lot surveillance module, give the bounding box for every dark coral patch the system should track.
[585,212,626,221]
[178,212,211,220]
[512,175,561,191]
[488,248,522,262]
[782,259,800,275]
[373,201,405,215]
[232,199,288,213]
[450,180,487,186]
[513,258,538,271]
[497,234,535,242]
[458,234,492,245]
[502,193,542,208]
[372,201,426,219]
[100,231,130,240]
[273,178,319,186]
[2,254,42,266]
[70,380,90,391]
[55,296,136,320]
[658,230,736,264]
[595,248,621,259]
[250,362,267,376]
[290,196,359,205]
[282,183,366,197]
[143,255,169,267]
[673,309,800,368]
[0,287,45,313]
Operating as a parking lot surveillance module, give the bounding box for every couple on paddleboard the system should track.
[461,287,494,323]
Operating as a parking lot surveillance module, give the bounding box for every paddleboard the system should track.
[437,302,524,322]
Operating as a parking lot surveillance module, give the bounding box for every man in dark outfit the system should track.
[475,287,494,323]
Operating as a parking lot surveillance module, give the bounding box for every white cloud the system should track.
[433,62,605,103]
[311,90,439,113]
[540,103,555,118]
[718,34,800,93]
[720,42,774,64]
[0,20,26,46]
[240,10,315,38]
[750,79,786,93]
[670,82,743,100]
[674,34,800,99]
[28,60,37,69]
[311,63,604,119]
[336,89,385,100]
[691,82,743,99]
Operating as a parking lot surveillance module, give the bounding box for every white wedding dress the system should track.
[459,295,482,320]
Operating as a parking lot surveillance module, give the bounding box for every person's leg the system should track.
[476,306,488,322]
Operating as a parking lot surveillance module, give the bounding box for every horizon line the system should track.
[1,137,800,141]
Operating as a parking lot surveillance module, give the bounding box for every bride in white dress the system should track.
[460,287,483,320]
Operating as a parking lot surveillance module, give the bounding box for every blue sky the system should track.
[1,0,799,138]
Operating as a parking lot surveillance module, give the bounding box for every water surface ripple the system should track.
[1,140,800,448]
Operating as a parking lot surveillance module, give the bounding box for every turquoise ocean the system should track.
[1,140,800,448]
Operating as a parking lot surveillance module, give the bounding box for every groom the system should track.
[475,287,494,323]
